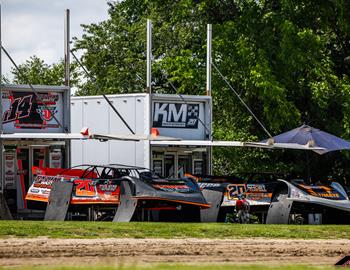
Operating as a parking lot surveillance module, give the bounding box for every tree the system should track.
[10,55,79,87]
[11,1,350,179]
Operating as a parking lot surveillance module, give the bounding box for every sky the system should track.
[1,0,111,78]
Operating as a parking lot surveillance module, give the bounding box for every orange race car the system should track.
[26,164,209,222]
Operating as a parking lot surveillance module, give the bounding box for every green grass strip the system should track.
[0,221,349,239]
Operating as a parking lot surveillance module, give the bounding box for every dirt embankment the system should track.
[0,238,348,267]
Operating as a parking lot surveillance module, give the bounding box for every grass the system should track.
[0,221,349,239]
[0,264,338,270]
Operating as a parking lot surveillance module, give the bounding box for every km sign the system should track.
[153,102,199,129]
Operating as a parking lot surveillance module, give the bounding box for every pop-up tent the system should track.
[262,124,350,155]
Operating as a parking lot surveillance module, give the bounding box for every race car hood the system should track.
[128,177,210,208]
[279,179,350,212]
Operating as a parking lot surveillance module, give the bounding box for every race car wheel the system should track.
[289,213,304,225]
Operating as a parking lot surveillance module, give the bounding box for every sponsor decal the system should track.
[225,184,271,201]
[6,161,14,168]
[153,102,199,128]
[36,105,57,121]
[297,184,344,200]
[2,90,62,130]
[245,193,271,201]
[246,184,267,192]
[198,183,221,188]
[35,175,63,182]
[152,184,191,193]
[5,170,14,176]
[98,184,118,192]
[4,153,16,188]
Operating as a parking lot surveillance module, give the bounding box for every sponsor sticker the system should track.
[153,102,199,129]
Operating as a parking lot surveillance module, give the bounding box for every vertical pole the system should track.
[206,24,212,96]
[206,24,213,174]
[64,9,71,168]
[146,19,152,94]
[146,19,153,168]
[64,9,70,88]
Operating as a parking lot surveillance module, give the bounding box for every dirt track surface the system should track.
[0,238,349,267]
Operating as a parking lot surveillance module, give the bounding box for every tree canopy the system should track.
[7,0,350,180]
[8,55,79,87]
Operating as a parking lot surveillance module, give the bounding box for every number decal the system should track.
[3,95,33,123]
[75,179,95,197]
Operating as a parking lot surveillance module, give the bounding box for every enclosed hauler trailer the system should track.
[71,93,212,177]
[0,84,71,218]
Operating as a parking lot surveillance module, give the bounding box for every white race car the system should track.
[266,179,350,224]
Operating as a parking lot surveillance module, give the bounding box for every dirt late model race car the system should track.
[26,164,209,222]
[266,179,350,224]
[186,174,278,222]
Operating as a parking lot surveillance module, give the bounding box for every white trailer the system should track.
[71,93,212,177]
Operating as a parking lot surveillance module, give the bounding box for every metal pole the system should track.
[206,24,213,174]
[64,9,70,87]
[64,9,71,168]
[206,24,212,96]
[146,19,152,169]
[146,19,152,93]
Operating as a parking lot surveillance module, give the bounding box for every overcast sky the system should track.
[1,0,111,78]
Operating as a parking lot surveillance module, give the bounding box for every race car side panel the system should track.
[26,175,121,205]
[128,177,210,208]
[113,181,137,222]
[44,181,73,221]
[200,189,223,222]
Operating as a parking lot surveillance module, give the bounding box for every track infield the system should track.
[0,221,349,268]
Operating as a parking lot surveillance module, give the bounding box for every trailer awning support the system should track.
[150,140,325,152]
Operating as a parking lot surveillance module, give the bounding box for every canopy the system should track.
[262,125,350,154]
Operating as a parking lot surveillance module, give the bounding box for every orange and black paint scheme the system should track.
[26,164,209,221]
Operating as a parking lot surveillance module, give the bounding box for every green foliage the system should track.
[72,0,350,178]
[10,55,79,87]
[8,0,350,179]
